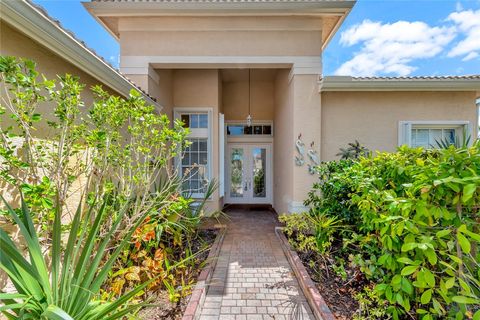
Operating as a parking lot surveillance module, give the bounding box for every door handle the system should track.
[244,182,248,191]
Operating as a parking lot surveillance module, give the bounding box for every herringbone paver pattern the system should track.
[198,210,314,320]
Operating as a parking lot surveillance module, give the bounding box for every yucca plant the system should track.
[0,193,152,320]
[434,129,472,149]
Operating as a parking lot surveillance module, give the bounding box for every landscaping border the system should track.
[275,227,336,320]
[182,225,227,320]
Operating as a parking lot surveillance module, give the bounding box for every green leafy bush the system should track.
[0,56,203,318]
[292,144,480,320]
[304,159,360,225]
[280,211,343,254]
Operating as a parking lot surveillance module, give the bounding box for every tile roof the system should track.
[21,0,157,103]
[350,75,480,81]
[319,75,480,92]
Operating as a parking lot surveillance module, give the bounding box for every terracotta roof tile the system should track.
[350,75,480,81]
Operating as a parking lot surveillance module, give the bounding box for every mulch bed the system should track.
[294,241,370,320]
[138,229,218,320]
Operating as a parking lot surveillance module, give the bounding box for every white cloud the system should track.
[335,20,456,76]
[447,9,480,61]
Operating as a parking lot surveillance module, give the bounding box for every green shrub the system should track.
[349,145,480,319]
[304,159,360,225]
[0,56,197,318]
[280,211,343,254]
[300,144,480,320]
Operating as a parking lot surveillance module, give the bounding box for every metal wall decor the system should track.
[295,134,320,174]
[295,133,305,166]
[307,142,320,175]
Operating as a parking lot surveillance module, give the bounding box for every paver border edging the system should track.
[275,227,336,320]
[182,225,227,320]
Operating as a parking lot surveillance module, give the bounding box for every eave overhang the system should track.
[319,76,480,92]
[1,0,161,109]
[82,0,355,49]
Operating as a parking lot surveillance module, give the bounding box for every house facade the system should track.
[3,1,478,215]
[83,0,480,214]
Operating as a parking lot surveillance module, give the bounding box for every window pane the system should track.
[181,114,190,127]
[244,126,253,135]
[199,114,208,128]
[445,129,456,144]
[227,125,244,136]
[230,148,244,198]
[191,140,199,152]
[191,114,199,128]
[182,153,190,165]
[191,152,199,165]
[413,129,429,148]
[429,129,442,147]
[199,140,208,152]
[254,125,262,135]
[180,137,209,195]
[252,147,266,198]
[263,125,272,135]
[199,152,208,165]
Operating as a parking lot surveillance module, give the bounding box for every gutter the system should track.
[1,0,162,110]
[319,76,480,92]
[83,1,356,15]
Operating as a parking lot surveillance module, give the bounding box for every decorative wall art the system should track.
[307,142,320,175]
[295,135,321,174]
[295,133,305,166]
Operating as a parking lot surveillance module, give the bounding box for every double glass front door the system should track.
[226,144,272,204]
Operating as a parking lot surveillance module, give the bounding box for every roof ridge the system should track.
[351,75,480,80]
[321,75,480,80]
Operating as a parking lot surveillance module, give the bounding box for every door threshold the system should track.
[223,203,274,212]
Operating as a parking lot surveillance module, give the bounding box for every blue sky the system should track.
[33,0,480,76]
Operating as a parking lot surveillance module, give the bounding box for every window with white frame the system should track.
[175,109,212,197]
[398,121,471,149]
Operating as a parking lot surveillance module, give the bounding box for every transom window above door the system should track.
[226,123,273,136]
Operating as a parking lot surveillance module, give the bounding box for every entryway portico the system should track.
[84,0,352,214]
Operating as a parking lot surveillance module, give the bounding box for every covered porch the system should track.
[130,66,322,214]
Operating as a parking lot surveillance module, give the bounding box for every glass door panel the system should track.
[229,148,244,198]
[252,147,266,199]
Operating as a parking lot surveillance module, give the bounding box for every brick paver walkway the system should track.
[198,209,314,320]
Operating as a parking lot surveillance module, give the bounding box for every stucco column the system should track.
[289,73,322,213]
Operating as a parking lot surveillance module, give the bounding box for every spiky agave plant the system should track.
[0,193,152,320]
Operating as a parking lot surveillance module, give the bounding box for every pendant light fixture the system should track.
[246,69,253,127]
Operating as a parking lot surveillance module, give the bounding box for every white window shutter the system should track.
[219,113,225,197]
[398,121,412,146]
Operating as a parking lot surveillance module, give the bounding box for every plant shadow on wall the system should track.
[0,56,219,320]
[280,141,480,320]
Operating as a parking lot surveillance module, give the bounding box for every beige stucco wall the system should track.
[0,21,119,130]
[223,75,275,122]
[273,69,294,214]
[0,20,124,218]
[291,74,322,210]
[119,16,323,58]
[321,91,479,161]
